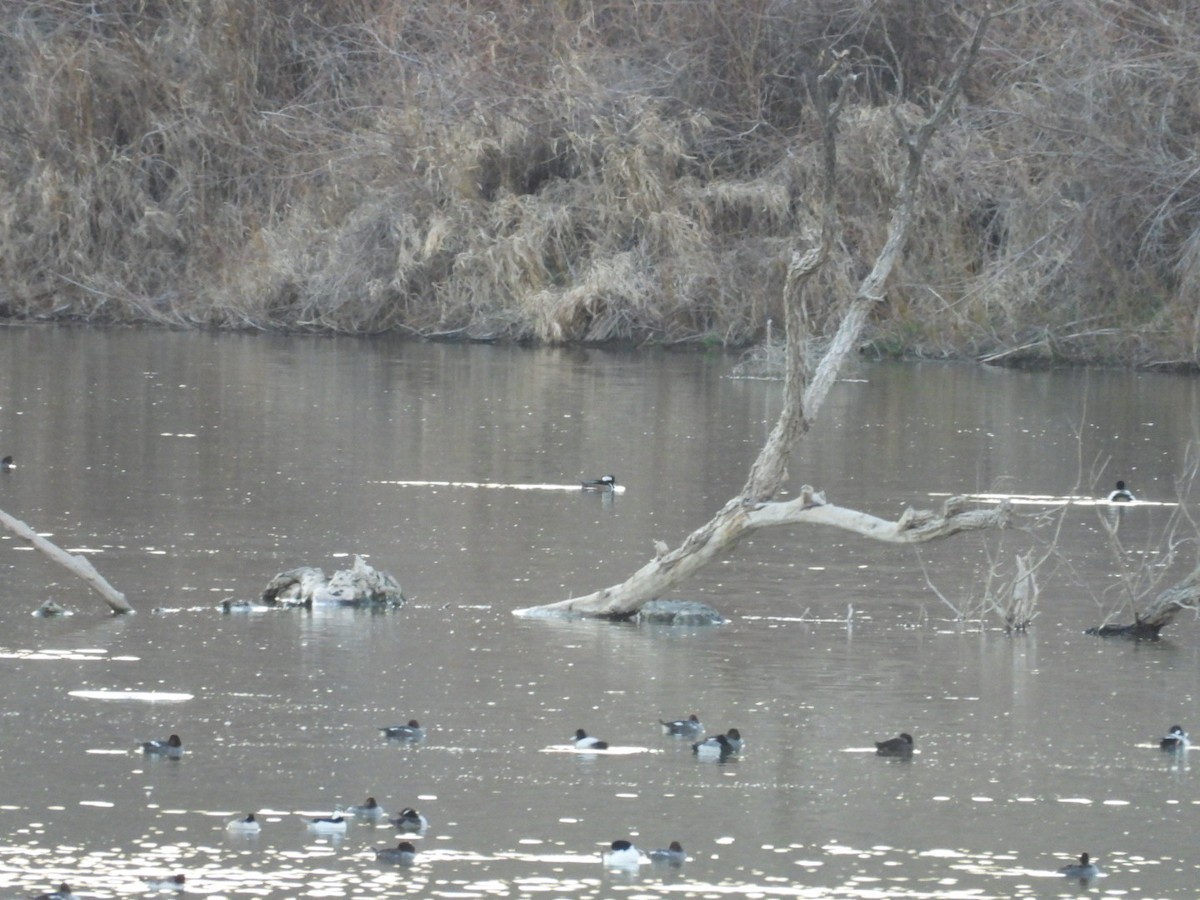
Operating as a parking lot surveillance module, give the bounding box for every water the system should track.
[2,328,1200,898]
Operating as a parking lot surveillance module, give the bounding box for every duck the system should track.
[345,796,386,819]
[1059,852,1100,879]
[659,714,704,737]
[1,455,13,472]
[141,734,184,759]
[601,839,644,867]
[692,733,735,759]
[391,807,429,832]
[647,841,686,865]
[375,840,417,865]
[306,814,348,834]
[1160,725,1190,752]
[33,884,72,900]
[380,720,425,741]
[875,733,914,757]
[143,874,185,891]
[226,813,262,834]
[573,728,609,750]
[581,474,617,493]
[1109,480,1135,502]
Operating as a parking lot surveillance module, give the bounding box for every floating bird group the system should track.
[100,701,1151,893]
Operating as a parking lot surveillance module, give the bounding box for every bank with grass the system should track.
[1,2,1197,368]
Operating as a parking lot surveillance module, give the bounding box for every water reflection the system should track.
[3,334,1200,896]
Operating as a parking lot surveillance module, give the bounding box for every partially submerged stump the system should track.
[1087,568,1200,640]
[258,555,405,609]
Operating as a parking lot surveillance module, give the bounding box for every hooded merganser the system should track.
[647,841,686,865]
[692,733,735,759]
[573,728,609,750]
[142,734,184,758]
[581,475,617,492]
[380,720,425,741]
[874,733,914,757]
[1,455,13,471]
[659,714,704,737]
[375,840,417,865]
[1160,725,1189,751]
[390,807,429,832]
[1059,852,1099,879]
[227,813,262,834]
[346,797,386,819]
[1109,480,1134,502]
[602,839,644,867]
[143,874,185,891]
[306,814,348,834]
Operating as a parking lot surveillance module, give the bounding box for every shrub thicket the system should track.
[0,1,1197,365]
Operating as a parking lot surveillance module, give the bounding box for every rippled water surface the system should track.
[2,329,1200,898]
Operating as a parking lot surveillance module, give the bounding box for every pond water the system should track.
[1,328,1199,899]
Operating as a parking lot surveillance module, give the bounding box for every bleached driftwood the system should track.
[515,13,996,621]
[516,493,1009,619]
[0,508,133,614]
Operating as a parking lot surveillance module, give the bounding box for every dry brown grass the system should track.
[1,1,1199,362]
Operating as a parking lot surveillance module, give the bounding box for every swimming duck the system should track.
[346,796,386,819]
[380,720,425,741]
[1109,480,1135,502]
[573,728,609,750]
[375,840,417,865]
[226,813,262,834]
[602,839,644,867]
[33,884,72,900]
[692,733,735,759]
[659,714,704,737]
[390,807,429,832]
[1160,725,1190,752]
[581,475,617,493]
[1059,852,1100,879]
[141,734,184,759]
[648,841,686,865]
[1,456,13,472]
[306,814,348,834]
[143,874,185,891]
[875,733,914,757]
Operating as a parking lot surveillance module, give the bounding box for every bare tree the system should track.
[516,11,1005,620]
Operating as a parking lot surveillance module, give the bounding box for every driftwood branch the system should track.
[515,494,1010,619]
[1088,563,1200,639]
[515,12,995,621]
[0,508,134,614]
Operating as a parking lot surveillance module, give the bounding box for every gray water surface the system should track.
[1,329,1199,898]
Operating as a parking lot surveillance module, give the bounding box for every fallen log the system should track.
[0,508,133,614]
[1086,567,1200,639]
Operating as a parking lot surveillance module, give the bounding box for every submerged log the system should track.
[1086,569,1200,639]
[0,507,133,614]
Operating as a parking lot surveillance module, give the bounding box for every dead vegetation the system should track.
[1,1,1200,364]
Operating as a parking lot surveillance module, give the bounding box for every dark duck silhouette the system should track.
[874,732,914,757]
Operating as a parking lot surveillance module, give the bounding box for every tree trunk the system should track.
[1087,565,1200,639]
[515,13,994,621]
[0,508,134,614]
